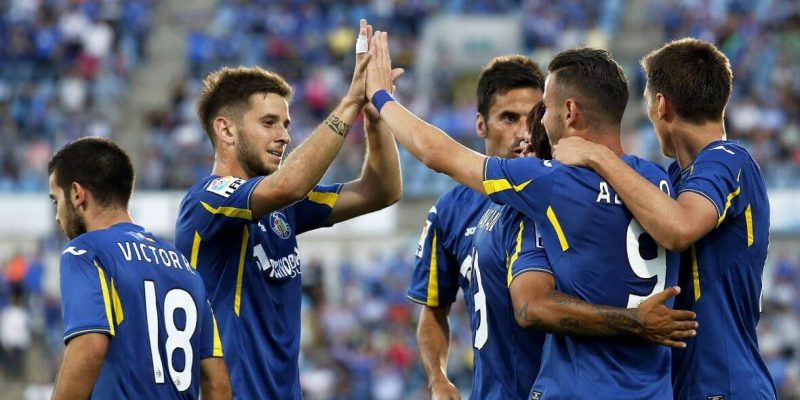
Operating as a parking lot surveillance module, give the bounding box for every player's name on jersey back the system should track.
[116,239,193,271]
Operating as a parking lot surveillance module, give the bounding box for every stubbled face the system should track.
[644,84,674,158]
[479,87,542,158]
[49,174,86,239]
[234,93,292,177]
[541,74,566,146]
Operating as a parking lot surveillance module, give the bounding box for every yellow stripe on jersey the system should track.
[745,204,754,247]
[426,232,440,307]
[546,206,569,251]
[200,201,252,220]
[111,278,124,326]
[482,179,532,195]
[691,245,701,301]
[717,169,743,227]
[234,226,249,316]
[211,312,223,357]
[505,253,512,287]
[308,190,339,208]
[94,262,115,336]
[507,221,525,287]
[190,231,201,269]
[716,186,741,227]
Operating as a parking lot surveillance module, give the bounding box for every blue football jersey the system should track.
[483,155,679,399]
[60,222,222,399]
[174,175,341,399]
[407,185,487,309]
[468,204,549,399]
[669,140,776,399]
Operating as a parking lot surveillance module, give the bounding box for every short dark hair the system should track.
[641,38,732,124]
[527,101,551,159]
[48,137,135,208]
[547,48,629,127]
[197,66,293,146]
[476,55,545,118]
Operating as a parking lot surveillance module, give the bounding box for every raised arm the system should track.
[326,33,405,224]
[510,271,697,348]
[552,137,717,251]
[248,20,375,219]
[365,31,487,194]
[417,306,461,400]
[53,333,109,399]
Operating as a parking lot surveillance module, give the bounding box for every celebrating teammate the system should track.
[174,20,402,399]
[408,55,546,399]
[365,32,697,398]
[552,38,776,399]
[50,137,230,399]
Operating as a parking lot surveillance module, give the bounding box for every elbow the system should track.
[661,224,695,252]
[511,296,545,330]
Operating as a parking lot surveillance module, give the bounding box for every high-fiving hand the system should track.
[365,30,399,102]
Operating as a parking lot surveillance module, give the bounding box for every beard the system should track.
[62,200,87,240]
[236,131,272,177]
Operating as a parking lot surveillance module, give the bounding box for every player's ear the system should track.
[564,99,578,126]
[70,182,87,209]
[476,112,488,139]
[213,116,236,146]
[656,93,671,122]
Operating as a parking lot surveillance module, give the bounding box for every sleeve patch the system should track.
[206,176,245,198]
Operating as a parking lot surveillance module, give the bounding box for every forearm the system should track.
[378,101,486,193]
[515,290,642,337]
[360,117,402,205]
[589,150,690,250]
[417,307,452,385]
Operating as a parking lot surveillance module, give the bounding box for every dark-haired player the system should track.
[553,38,776,399]
[408,55,546,399]
[174,20,403,399]
[50,137,230,399]
[366,33,697,398]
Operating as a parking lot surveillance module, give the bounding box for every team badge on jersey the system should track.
[206,176,244,198]
[270,212,291,239]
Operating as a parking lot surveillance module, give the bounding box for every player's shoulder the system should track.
[696,140,751,167]
[438,184,484,206]
[60,233,101,265]
[623,155,669,180]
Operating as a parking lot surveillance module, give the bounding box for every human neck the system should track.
[85,207,134,233]
[668,119,726,169]
[581,127,624,157]
[211,152,251,179]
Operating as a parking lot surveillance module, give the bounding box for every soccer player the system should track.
[50,137,230,400]
[365,33,696,398]
[174,21,402,399]
[552,38,777,399]
[407,55,546,399]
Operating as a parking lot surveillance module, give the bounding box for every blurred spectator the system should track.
[1,290,31,381]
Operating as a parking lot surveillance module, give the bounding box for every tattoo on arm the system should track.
[515,291,643,337]
[325,115,352,137]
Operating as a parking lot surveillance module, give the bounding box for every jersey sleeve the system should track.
[293,183,344,234]
[194,176,265,234]
[508,217,552,285]
[199,300,223,359]
[482,156,557,215]
[407,202,461,307]
[679,146,743,225]
[60,243,115,342]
